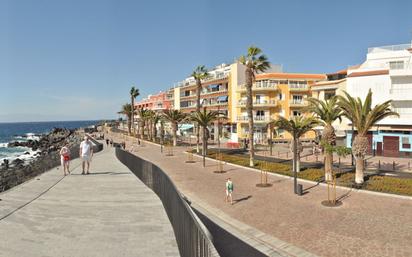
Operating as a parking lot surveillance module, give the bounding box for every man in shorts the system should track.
[80,135,93,175]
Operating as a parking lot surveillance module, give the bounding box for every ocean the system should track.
[0,120,99,162]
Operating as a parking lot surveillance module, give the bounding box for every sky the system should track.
[0,0,411,122]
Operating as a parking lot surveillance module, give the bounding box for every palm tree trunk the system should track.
[131,98,134,135]
[172,122,177,146]
[196,79,201,153]
[203,127,207,167]
[355,157,364,184]
[160,121,164,145]
[352,135,368,184]
[127,118,132,135]
[325,152,333,181]
[153,122,157,141]
[246,67,254,167]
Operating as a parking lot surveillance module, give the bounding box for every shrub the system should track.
[298,168,324,182]
[365,176,412,196]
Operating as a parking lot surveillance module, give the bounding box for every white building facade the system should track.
[346,42,412,157]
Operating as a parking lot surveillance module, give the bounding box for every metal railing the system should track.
[237,99,276,106]
[368,43,411,53]
[236,116,270,122]
[115,148,220,257]
[237,83,278,91]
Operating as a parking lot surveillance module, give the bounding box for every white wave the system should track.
[0,149,41,164]
[25,133,40,141]
[0,142,8,148]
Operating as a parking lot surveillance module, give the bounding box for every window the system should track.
[292,111,301,117]
[325,90,336,100]
[389,61,404,70]
[278,93,283,100]
[256,110,264,116]
[292,95,303,104]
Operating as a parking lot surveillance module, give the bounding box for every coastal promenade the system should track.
[0,146,179,257]
[110,131,412,257]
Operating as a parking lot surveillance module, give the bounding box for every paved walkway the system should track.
[111,132,412,257]
[0,146,179,257]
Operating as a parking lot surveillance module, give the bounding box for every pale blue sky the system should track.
[1,0,411,122]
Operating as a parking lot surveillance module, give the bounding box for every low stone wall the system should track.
[0,140,103,192]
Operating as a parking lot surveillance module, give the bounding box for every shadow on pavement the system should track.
[233,195,252,204]
[192,208,268,257]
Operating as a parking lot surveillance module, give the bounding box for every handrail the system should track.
[115,148,220,257]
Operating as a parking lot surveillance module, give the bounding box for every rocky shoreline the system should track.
[0,128,83,192]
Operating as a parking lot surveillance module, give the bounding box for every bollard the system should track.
[378,160,381,170]
[409,161,411,171]
[297,184,303,196]
[393,161,395,171]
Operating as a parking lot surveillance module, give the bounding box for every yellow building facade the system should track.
[233,72,326,143]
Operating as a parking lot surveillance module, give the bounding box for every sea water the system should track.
[0,120,99,162]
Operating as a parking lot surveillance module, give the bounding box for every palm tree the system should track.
[192,65,209,153]
[162,109,188,146]
[118,103,133,135]
[130,86,139,135]
[338,89,399,184]
[272,116,320,194]
[136,108,149,139]
[307,96,342,182]
[190,108,224,167]
[145,110,156,141]
[239,46,270,167]
[152,112,162,141]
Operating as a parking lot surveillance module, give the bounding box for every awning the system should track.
[217,96,228,102]
[179,124,194,131]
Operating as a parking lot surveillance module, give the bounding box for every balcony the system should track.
[389,65,412,77]
[180,93,197,99]
[201,89,228,96]
[289,84,309,91]
[236,116,270,123]
[203,102,228,107]
[237,99,277,107]
[237,83,278,92]
[389,85,412,100]
[289,100,308,107]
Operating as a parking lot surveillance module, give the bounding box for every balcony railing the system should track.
[236,116,270,122]
[289,100,308,107]
[237,99,277,107]
[237,83,278,91]
[368,43,412,54]
[289,84,309,91]
[203,102,228,107]
[201,89,228,96]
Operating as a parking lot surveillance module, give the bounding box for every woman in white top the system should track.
[60,144,71,176]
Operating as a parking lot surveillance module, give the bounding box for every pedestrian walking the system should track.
[80,135,94,175]
[225,178,234,205]
[60,144,71,176]
[105,138,109,147]
[110,139,113,146]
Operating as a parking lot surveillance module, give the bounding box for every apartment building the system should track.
[233,72,326,143]
[135,91,172,111]
[345,41,412,157]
